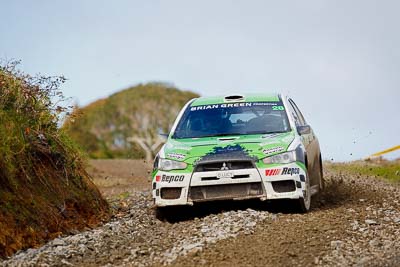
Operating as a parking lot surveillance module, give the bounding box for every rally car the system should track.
[152,94,323,213]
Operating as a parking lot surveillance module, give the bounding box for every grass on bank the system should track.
[328,158,400,183]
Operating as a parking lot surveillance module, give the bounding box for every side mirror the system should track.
[297,125,311,135]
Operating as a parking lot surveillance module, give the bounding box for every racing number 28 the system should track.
[272,106,285,111]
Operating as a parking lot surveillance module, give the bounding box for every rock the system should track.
[358,256,371,265]
[52,239,66,247]
[200,228,209,234]
[351,220,359,230]
[369,239,381,247]
[330,240,343,250]
[61,259,73,266]
[199,259,207,265]
[365,219,379,225]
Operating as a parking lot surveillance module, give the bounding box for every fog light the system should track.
[160,187,182,199]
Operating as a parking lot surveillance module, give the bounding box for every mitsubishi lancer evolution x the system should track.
[152,94,323,213]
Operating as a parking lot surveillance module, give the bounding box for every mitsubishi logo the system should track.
[220,162,229,171]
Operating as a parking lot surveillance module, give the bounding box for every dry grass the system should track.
[326,158,400,183]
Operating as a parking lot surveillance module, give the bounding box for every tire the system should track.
[155,207,167,221]
[155,206,182,221]
[318,156,325,191]
[295,170,311,213]
[312,155,324,194]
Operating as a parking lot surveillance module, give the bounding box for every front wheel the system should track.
[318,156,324,192]
[312,154,325,193]
[295,173,311,213]
[155,207,168,221]
[155,206,183,221]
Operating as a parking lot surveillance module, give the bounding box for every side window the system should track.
[288,99,306,126]
[286,100,300,126]
[290,100,307,125]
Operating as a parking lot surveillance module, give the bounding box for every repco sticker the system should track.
[281,167,300,175]
[265,167,300,176]
[156,174,185,183]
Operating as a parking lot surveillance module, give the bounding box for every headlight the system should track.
[263,151,296,164]
[158,158,187,171]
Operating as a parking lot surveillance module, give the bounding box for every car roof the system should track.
[190,93,281,107]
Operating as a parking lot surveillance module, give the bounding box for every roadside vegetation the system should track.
[327,158,400,183]
[63,83,198,159]
[0,61,109,258]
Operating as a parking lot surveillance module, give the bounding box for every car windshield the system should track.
[173,101,291,139]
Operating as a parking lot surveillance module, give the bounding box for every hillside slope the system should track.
[63,83,199,159]
[0,62,109,258]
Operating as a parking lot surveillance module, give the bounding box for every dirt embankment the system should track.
[0,159,110,259]
[1,160,399,266]
[0,63,110,258]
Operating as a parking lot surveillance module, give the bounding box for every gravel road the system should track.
[1,164,399,267]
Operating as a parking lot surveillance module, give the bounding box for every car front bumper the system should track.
[152,162,307,207]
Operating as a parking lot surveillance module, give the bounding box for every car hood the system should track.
[163,131,295,165]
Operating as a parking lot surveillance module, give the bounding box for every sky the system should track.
[1,0,399,161]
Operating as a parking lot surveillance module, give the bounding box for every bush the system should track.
[0,60,75,182]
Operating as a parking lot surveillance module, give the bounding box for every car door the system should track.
[288,99,318,182]
[288,99,310,145]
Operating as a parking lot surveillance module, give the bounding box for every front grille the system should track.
[271,180,296,193]
[200,174,251,181]
[194,160,254,172]
[189,182,263,201]
[160,187,182,199]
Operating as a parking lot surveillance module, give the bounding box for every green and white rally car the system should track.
[152,94,323,212]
